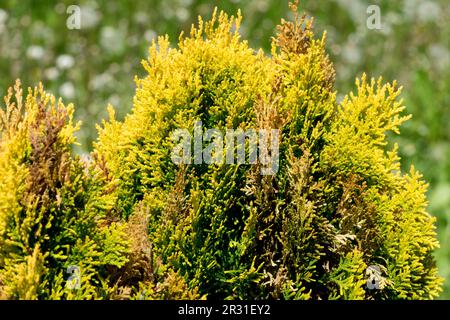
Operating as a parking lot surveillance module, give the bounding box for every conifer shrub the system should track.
[0,80,131,299]
[0,2,443,299]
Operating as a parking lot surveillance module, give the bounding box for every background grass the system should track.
[0,0,449,298]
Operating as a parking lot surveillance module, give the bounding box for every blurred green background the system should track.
[0,0,449,298]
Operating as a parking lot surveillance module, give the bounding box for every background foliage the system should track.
[0,0,449,298]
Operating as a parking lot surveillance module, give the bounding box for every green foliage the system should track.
[93,4,442,299]
[0,4,443,300]
[0,80,130,299]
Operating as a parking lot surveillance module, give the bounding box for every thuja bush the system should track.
[0,81,194,299]
[0,80,132,299]
[0,2,443,299]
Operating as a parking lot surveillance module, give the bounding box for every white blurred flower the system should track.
[256,0,269,12]
[27,45,45,60]
[380,21,392,35]
[101,26,114,39]
[108,94,120,107]
[0,9,8,24]
[429,183,450,210]
[0,9,6,34]
[428,44,450,71]
[430,143,447,161]
[89,73,113,90]
[385,12,402,26]
[20,15,31,27]
[403,0,421,20]
[60,82,75,99]
[417,1,440,22]
[176,7,189,22]
[56,54,75,70]
[403,143,417,157]
[80,5,101,29]
[134,12,148,24]
[45,67,60,80]
[342,41,361,64]
[418,124,429,137]
[100,26,125,53]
